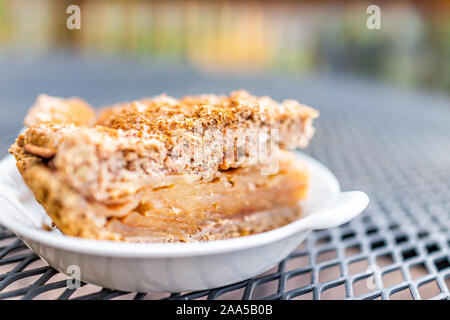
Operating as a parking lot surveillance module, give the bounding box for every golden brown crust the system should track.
[10,91,318,203]
[96,90,318,150]
[17,162,118,240]
[9,91,317,242]
[24,94,96,127]
[23,144,56,159]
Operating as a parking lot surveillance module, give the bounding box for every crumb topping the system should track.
[10,90,319,203]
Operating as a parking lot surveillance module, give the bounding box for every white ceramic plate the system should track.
[0,152,368,292]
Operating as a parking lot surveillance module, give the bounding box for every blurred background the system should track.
[0,0,449,93]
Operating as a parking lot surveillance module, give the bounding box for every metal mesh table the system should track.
[0,54,449,300]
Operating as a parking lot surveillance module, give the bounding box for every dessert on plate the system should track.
[9,91,318,242]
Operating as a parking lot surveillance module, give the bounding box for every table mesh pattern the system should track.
[0,58,449,299]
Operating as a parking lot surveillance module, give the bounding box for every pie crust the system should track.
[9,91,318,242]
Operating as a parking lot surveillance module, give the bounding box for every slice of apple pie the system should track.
[9,91,318,242]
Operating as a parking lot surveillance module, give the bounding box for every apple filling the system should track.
[104,151,308,241]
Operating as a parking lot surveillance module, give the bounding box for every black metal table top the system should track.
[0,53,449,300]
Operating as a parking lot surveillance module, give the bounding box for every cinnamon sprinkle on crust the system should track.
[10,90,319,204]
